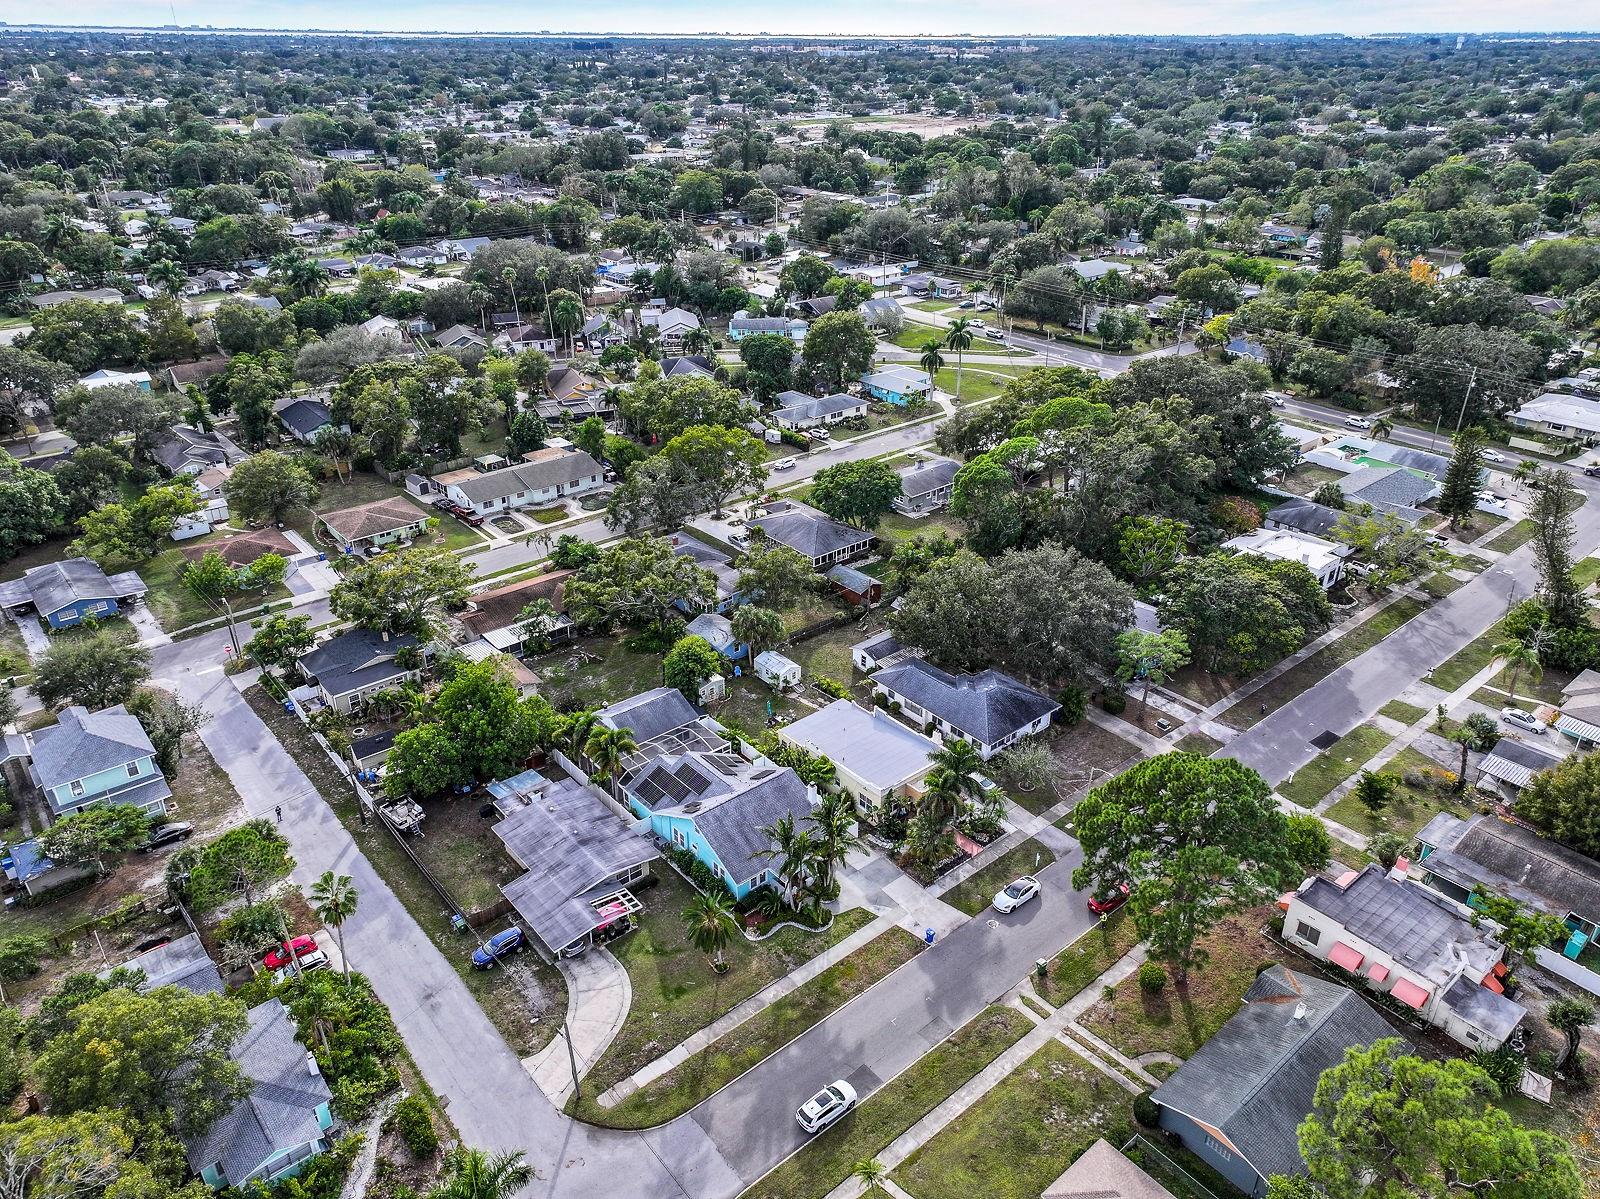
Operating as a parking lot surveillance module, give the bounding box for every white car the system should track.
[993,875,1041,914]
[1500,707,1545,735]
[772,456,797,471]
[1482,450,1507,464]
[797,1080,858,1133]
[272,949,330,983]
[1344,416,1372,430]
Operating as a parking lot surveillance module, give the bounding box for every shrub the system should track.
[1101,690,1127,716]
[0,934,47,981]
[1133,1092,1161,1128]
[387,1094,439,1158]
[1056,685,1087,726]
[814,675,852,700]
[1138,961,1167,995]
[1471,1044,1524,1094]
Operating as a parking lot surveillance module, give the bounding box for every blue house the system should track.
[1224,336,1268,364]
[621,751,815,900]
[185,999,335,1190]
[685,612,747,659]
[0,558,148,629]
[28,704,171,819]
[861,365,933,406]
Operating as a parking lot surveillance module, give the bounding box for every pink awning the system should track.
[1366,963,1390,983]
[1390,977,1430,1010]
[1328,941,1365,972]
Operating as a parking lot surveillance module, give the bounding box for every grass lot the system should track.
[1379,698,1428,725]
[528,506,567,524]
[941,840,1057,917]
[581,924,922,1128]
[1277,723,1395,808]
[580,867,877,1100]
[1429,621,1505,692]
[1425,509,1507,540]
[741,1006,1033,1199]
[1221,597,1426,731]
[409,796,523,915]
[1172,732,1223,755]
[786,620,870,691]
[1324,744,1474,840]
[874,509,966,544]
[1080,912,1276,1061]
[935,365,1026,405]
[1421,571,1465,598]
[884,326,1024,357]
[0,618,33,683]
[140,542,291,632]
[245,687,567,1056]
[713,673,813,738]
[1278,464,1345,497]
[1484,518,1538,554]
[892,1040,1133,1199]
[1032,910,1141,1007]
[1573,557,1600,589]
[533,635,666,711]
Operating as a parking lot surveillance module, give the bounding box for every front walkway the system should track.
[528,947,631,1106]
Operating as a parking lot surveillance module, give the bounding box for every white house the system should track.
[1222,527,1350,590]
[433,446,604,515]
[1511,393,1600,442]
[358,315,405,344]
[780,698,936,808]
[769,391,866,430]
[754,650,802,690]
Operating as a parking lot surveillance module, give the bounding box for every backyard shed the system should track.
[754,650,801,690]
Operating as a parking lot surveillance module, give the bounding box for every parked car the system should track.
[957,299,975,309]
[772,456,797,471]
[452,507,485,527]
[431,497,456,512]
[1584,465,1600,478]
[982,328,1006,341]
[139,821,194,852]
[993,875,1041,913]
[272,949,329,983]
[968,318,987,330]
[1344,416,1372,430]
[471,926,525,969]
[263,935,321,971]
[809,428,832,441]
[1087,881,1130,916]
[796,1080,858,1133]
[1500,707,1545,735]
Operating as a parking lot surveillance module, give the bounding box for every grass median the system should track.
[940,839,1056,917]
[1277,723,1394,809]
[575,925,923,1129]
[1031,909,1140,1007]
[740,1005,1033,1199]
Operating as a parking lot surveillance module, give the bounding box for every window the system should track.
[1294,921,1321,946]
[672,829,686,849]
[69,779,84,797]
[1202,1134,1234,1164]
[126,762,140,777]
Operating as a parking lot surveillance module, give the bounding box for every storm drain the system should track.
[1310,730,1341,751]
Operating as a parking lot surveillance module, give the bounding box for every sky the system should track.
[4,0,1598,38]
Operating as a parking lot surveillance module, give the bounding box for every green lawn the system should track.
[579,867,877,1100]
[941,840,1056,917]
[532,635,668,711]
[741,1006,1033,1199]
[785,621,869,693]
[934,365,1026,405]
[873,509,966,544]
[1324,744,1476,840]
[1221,597,1426,731]
[1032,909,1141,1008]
[1429,622,1505,692]
[884,326,1024,357]
[140,543,292,632]
[580,923,922,1128]
[1573,558,1600,589]
[892,1041,1134,1199]
[1484,519,1538,554]
[1172,732,1223,755]
[1277,723,1395,809]
[1379,698,1428,725]
[1421,572,1465,598]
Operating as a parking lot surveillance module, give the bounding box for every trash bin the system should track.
[924,927,936,945]
[1035,958,1048,979]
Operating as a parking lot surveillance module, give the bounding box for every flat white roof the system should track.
[1224,527,1346,574]
[780,698,936,790]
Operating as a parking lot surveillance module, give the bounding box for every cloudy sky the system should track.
[8,0,1598,37]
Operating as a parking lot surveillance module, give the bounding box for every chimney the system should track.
[1389,855,1411,882]
[306,1052,321,1076]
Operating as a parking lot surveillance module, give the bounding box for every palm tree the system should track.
[426,1147,536,1199]
[147,258,185,296]
[919,341,945,380]
[850,1158,889,1197]
[930,738,985,809]
[1492,637,1542,707]
[583,724,638,784]
[681,891,740,972]
[501,266,522,328]
[756,813,815,900]
[563,710,598,757]
[920,767,964,828]
[944,317,974,403]
[731,604,784,664]
[551,290,585,357]
[682,325,717,358]
[313,426,355,483]
[309,870,359,985]
[1371,415,1394,441]
[809,791,860,899]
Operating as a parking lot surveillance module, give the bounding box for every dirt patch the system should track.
[1045,721,1142,795]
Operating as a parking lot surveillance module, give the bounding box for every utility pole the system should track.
[561,1020,582,1101]
[1453,365,1479,437]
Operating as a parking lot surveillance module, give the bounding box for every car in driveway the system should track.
[993,875,1041,913]
[471,926,525,968]
[796,1080,858,1133]
[139,821,194,852]
[264,935,321,971]
[1088,881,1130,916]
[272,949,329,983]
[1500,707,1545,734]
[1584,465,1600,478]
[1344,416,1372,429]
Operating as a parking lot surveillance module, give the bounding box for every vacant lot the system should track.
[1278,723,1394,809]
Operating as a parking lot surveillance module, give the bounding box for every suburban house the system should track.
[660,354,717,380]
[852,631,917,673]
[770,391,866,430]
[186,528,298,572]
[792,295,837,319]
[1042,1140,1174,1199]
[539,368,612,422]
[1222,527,1350,590]
[1265,497,1344,539]
[458,569,574,655]
[669,534,746,613]
[1150,966,1399,1198]
[1415,812,1600,962]
[28,704,172,819]
[1224,336,1268,363]
[183,999,334,1190]
[491,768,658,959]
[684,612,747,659]
[158,357,229,394]
[858,297,903,328]
[1335,465,1439,520]
[580,314,625,351]
[1281,864,1525,1050]
[1473,737,1561,800]
[826,563,881,607]
[275,396,338,444]
[729,315,808,342]
[746,501,874,570]
[296,629,423,713]
[861,365,933,406]
[1555,669,1600,747]
[620,750,816,900]
[358,314,405,344]
[0,558,148,629]
[80,367,153,391]
[110,932,224,995]
[28,287,122,309]
[316,497,431,555]
[640,306,701,351]
[1512,393,1600,442]
[871,659,1059,760]
[894,456,961,515]
[434,324,487,351]
[494,323,560,354]
[780,698,936,809]
[433,446,604,515]
[594,687,722,766]
[170,464,233,541]
[2,838,96,897]
[150,425,245,477]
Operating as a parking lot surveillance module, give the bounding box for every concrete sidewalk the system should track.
[528,947,631,1106]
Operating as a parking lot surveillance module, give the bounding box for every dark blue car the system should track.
[471,926,525,969]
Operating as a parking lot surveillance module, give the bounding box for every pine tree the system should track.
[1437,427,1486,527]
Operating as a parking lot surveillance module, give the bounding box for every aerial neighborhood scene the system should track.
[5,8,1600,1199]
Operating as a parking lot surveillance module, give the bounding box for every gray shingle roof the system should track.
[297,629,418,697]
[1152,966,1401,1183]
[871,659,1058,746]
[0,558,146,619]
[749,503,873,563]
[30,704,156,790]
[1418,812,1600,924]
[151,425,240,474]
[107,932,224,994]
[1339,465,1435,510]
[277,398,332,438]
[1267,497,1345,538]
[183,999,331,1187]
[441,450,602,505]
[897,456,960,499]
[771,393,862,424]
[687,764,814,882]
[597,686,700,744]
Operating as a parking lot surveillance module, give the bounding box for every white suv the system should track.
[797,1081,858,1133]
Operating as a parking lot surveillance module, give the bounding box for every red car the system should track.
[1087,882,1130,916]
[263,935,319,971]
